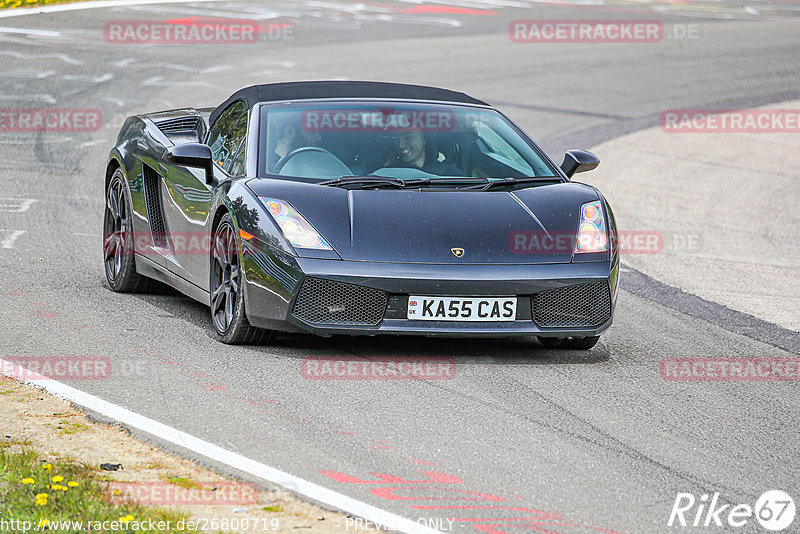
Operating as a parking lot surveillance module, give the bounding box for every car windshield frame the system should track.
[255,99,564,183]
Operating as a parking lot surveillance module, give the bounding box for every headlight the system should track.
[574,200,607,253]
[259,197,332,250]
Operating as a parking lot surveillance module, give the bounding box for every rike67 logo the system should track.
[668,490,795,531]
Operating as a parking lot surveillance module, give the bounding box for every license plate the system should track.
[407,296,517,321]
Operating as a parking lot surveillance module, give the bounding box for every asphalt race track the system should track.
[1,1,799,532]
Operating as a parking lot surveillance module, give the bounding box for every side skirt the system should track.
[134,254,210,306]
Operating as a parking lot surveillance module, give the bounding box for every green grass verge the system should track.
[0,0,92,9]
[0,448,197,533]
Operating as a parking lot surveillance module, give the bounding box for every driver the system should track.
[385,129,464,176]
[268,122,323,171]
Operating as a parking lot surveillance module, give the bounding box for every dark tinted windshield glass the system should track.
[258,102,556,180]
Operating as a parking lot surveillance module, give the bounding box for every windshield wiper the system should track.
[458,176,561,192]
[320,175,432,189]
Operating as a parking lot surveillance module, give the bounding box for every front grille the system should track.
[142,165,167,248]
[292,278,388,326]
[532,281,611,328]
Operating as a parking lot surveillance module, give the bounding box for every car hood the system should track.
[246,180,600,264]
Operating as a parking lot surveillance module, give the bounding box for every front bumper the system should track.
[242,249,618,337]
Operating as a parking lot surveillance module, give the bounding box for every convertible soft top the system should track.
[209,81,488,127]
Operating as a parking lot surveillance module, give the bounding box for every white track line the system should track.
[0,230,25,249]
[0,0,225,19]
[0,26,60,35]
[0,358,440,534]
[0,198,38,213]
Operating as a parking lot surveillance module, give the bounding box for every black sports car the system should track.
[104,81,618,348]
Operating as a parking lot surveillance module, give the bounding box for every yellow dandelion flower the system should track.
[38,518,50,528]
[51,476,64,483]
[112,489,121,496]
[42,464,52,473]
[21,478,35,485]
[119,515,134,523]
[51,484,63,491]
[35,494,48,507]
[60,486,68,492]
[67,481,78,488]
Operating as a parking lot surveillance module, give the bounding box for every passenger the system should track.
[386,130,464,176]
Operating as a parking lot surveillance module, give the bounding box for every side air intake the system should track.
[142,165,167,248]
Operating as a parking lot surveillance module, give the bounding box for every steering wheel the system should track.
[273,146,343,174]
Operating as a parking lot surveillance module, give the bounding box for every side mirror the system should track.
[165,143,214,184]
[560,149,600,178]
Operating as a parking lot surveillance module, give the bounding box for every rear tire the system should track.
[103,168,158,293]
[210,214,275,345]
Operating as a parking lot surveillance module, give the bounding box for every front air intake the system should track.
[292,278,388,326]
[532,281,611,328]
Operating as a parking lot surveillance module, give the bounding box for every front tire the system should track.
[537,337,564,348]
[537,335,600,350]
[210,214,275,345]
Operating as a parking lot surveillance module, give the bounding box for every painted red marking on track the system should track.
[154,361,178,365]
[411,507,558,518]
[322,469,620,533]
[237,400,259,406]
[333,430,357,435]
[370,487,506,502]
[200,384,227,391]
[469,520,624,534]
[318,470,462,485]
[408,458,436,466]
[36,311,55,318]
[471,523,559,534]
[187,371,210,377]
[401,5,497,15]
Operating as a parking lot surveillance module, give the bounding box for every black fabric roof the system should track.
[209,81,488,126]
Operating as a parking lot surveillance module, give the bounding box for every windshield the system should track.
[258,102,558,181]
